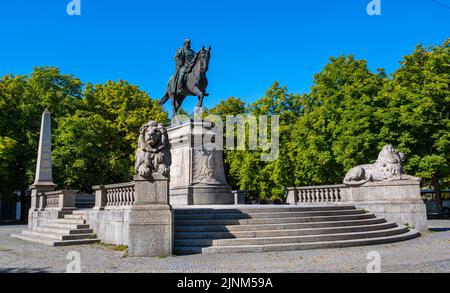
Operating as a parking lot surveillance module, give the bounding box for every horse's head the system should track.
[197,46,211,73]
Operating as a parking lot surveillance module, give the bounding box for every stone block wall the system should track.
[82,209,131,246]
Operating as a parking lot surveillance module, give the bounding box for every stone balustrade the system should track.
[39,190,77,211]
[93,182,135,210]
[287,185,348,205]
[287,180,428,231]
[232,190,246,205]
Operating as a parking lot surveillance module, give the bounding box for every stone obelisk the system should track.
[30,108,56,212]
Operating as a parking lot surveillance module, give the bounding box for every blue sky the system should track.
[0,0,449,112]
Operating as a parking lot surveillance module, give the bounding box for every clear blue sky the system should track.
[0,0,449,112]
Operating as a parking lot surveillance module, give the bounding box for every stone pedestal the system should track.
[167,120,233,205]
[128,175,173,257]
[28,182,56,230]
[30,182,56,211]
[345,180,428,231]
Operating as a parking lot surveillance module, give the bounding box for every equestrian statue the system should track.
[159,38,211,118]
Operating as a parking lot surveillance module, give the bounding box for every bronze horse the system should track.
[159,46,211,118]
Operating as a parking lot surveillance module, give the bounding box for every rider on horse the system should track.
[173,38,196,96]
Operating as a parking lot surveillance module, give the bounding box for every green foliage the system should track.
[0,137,17,200]
[53,111,130,190]
[83,80,168,152]
[376,41,450,190]
[224,83,302,201]
[290,55,386,186]
[205,96,248,120]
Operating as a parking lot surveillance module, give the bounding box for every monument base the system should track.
[170,185,234,206]
[128,175,174,257]
[128,205,173,257]
[167,120,234,206]
[345,180,428,231]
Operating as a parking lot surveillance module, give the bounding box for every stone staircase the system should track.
[11,213,100,246]
[173,205,420,254]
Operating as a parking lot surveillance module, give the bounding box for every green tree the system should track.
[83,80,168,160]
[0,137,17,201]
[204,97,248,191]
[205,97,248,121]
[225,83,302,201]
[290,55,386,186]
[376,40,450,214]
[53,111,129,191]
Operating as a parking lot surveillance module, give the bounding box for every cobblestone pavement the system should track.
[0,225,449,273]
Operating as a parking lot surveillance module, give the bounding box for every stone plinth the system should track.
[346,180,428,231]
[128,175,173,257]
[167,120,233,205]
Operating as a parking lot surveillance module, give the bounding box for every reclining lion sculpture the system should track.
[343,144,421,186]
[135,121,171,179]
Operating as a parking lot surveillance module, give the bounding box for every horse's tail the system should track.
[159,77,173,106]
[159,92,170,106]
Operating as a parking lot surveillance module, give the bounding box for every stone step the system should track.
[175,222,398,239]
[174,209,365,220]
[64,214,86,220]
[22,230,97,241]
[11,233,57,246]
[174,205,356,215]
[50,219,87,225]
[72,210,89,215]
[34,226,94,235]
[42,223,90,230]
[174,229,420,255]
[175,218,387,232]
[11,233,100,247]
[175,226,408,247]
[175,213,376,226]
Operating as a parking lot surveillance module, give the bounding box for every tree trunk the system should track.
[432,176,444,216]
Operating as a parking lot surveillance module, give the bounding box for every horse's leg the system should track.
[191,86,204,109]
[171,94,177,118]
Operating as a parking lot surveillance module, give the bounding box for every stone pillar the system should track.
[29,109,56,227]
[286,187,298,205]
[232,190,246,205]
[93,185,107,210]
[128,174,174,257]
[34,108,55,185]
[167,120,233,205]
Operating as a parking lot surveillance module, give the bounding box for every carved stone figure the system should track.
[343,144,421,186]
[192,148,227,185]
[135,121,171,178]
[159,39,211,118]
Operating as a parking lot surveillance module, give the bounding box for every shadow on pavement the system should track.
[0,267,51,273]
